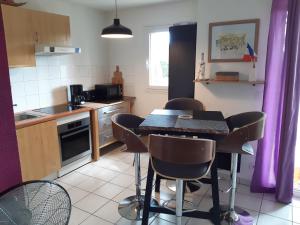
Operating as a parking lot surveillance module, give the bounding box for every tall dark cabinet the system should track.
[168,23,197,100]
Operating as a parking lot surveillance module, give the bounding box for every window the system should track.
[148,31,170,88]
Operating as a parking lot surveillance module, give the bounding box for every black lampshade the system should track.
[101,18,133,38]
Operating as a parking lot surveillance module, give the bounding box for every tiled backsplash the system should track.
[10,56,108,113]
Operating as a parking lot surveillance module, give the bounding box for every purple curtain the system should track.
[251,0,300,203]
[0,6,22,192]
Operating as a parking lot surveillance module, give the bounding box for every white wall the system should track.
[11,0,109,112]
[195,0,272,182]
[108,0,272,182]
[107,0,198,116]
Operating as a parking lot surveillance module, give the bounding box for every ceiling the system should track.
[64,0,182,11]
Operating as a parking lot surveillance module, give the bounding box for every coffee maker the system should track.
[68,84,85,105]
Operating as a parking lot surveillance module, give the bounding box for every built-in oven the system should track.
[58,117,91,167]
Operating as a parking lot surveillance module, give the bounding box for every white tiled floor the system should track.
[56,146,300,225]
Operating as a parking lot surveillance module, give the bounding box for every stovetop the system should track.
[33,104,82,115]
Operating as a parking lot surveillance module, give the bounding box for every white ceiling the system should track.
[64,0,182,11]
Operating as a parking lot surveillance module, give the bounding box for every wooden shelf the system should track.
[193,79,265,86]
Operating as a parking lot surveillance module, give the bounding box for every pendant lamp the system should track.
[101,0,133,38]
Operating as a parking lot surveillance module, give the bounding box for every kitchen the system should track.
[0,0,299,225]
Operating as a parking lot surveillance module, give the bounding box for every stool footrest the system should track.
[149,206,212,219]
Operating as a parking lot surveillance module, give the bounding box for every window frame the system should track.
[146,26,170,90]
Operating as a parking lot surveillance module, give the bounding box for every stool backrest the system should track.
[217,111,266,155]
[149,134,215,180]
[165,98,204,111]
[111,113,148,153]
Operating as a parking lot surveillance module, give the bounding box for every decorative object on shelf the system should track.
[196,52,206,81]
[112,65,124,85]
[101,0,133,38]
[248,64,257,82]
[208,19,260,62]
[0,0,26,6]
[215,71,239,81]
[243,43,257,82]
[112,65,124,94]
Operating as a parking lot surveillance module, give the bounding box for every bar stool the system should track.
[155,97,205,193]
[165,97,204,111]
[142,135,220,225]
[216,112,266,225]
[111,113,158,221]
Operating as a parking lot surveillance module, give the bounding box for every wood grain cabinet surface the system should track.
[1,5,36,67]
[16,120,61,182]
[1,5,71,67]
[31,10,70,46]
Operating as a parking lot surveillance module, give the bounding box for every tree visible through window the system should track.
[149,31,170,87]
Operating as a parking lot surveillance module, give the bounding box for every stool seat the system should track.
[216,111,266,224]
[142,135,221,225]
[155,97,205,193]
[111,113,158,221]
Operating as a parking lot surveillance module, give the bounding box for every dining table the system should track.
[138,109,230,225]
[138,109,229,137]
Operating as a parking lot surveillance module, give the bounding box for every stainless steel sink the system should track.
[14,113,41,122]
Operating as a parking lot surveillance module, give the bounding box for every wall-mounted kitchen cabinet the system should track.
[1,5,36,67]
[1,4,71,68]
[31,10,70,46]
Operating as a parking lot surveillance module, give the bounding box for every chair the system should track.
[165,97,204,111]
[142,135,219,225]
[216,111,266,224]
[111,113,158,220]
[155,97,205,193]
[0,180,71,225]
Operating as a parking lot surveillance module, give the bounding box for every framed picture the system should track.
[208,19,260,62]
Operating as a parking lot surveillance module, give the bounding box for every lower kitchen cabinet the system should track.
[16,120,61,181]
[98,101,130,148]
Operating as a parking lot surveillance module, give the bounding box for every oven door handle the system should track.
[104,109,120,114]
[61,127,90,139]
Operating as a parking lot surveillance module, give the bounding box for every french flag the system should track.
[243,43,257,61]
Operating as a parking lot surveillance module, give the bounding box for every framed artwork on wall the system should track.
[208,19,260,62]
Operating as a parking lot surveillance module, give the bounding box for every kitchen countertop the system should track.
[80,96,136,110]
[15,106,92,130]
[15,96,136,129]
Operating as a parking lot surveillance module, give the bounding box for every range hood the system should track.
[35,46,81,56]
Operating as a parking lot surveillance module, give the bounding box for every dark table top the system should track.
[139,109,229,136]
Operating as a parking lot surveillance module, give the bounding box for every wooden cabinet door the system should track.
[49,13,70,45]
[16,120,61,181]
[31,11,70,46]
[1,5,35,67]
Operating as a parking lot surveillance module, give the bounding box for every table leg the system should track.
[142,159,155,225]
[211,160,221,225]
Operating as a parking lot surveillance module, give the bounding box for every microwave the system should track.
[95,84,123,100]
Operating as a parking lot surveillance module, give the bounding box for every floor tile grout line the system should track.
[259,197,294,222]
[91,200,120,224]
[73,198,111,219]
[255,194,265,225]
[60,149,296,224]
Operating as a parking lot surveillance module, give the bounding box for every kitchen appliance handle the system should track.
[104,109,120,114]
[104,134,113,138]
[61,127,90,139]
